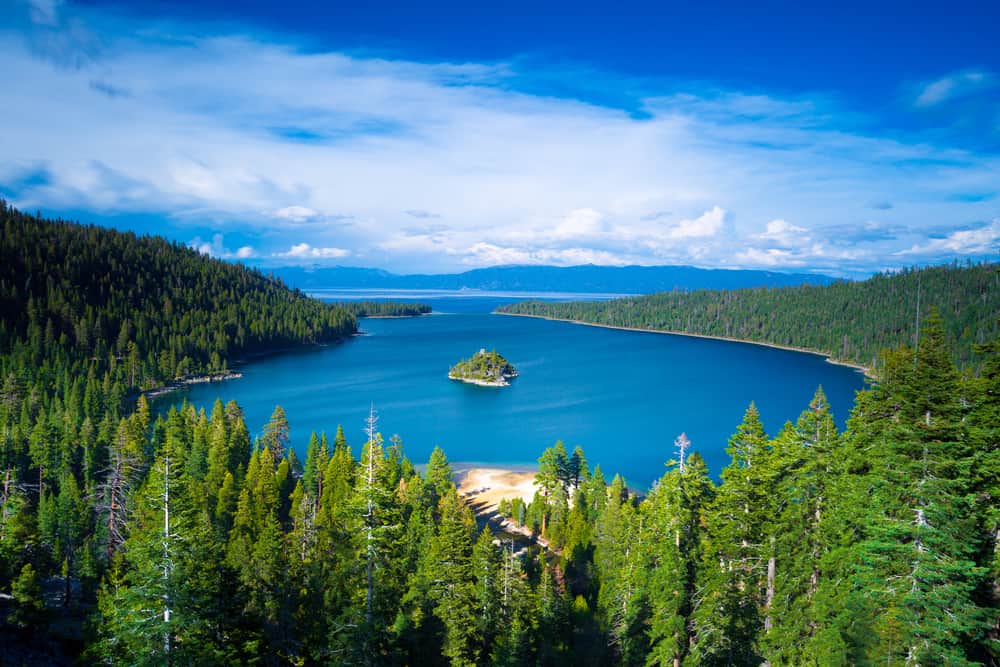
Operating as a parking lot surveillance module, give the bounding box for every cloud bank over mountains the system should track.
[1,0,997,276]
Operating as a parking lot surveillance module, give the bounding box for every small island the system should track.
[449,348,518,387]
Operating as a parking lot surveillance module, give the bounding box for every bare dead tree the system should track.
[160,452,175,658]
[674,432,691,474]
[363,403,378,628]
[94,430,143,562]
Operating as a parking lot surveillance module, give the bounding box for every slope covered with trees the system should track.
[0,200,357,395]
[498,312,999,665]
[0,201,996,663]
[498,262,999,371]
[2,312,995,664]
[341,301,432,318]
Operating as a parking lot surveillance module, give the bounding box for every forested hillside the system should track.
[0,200,357,395]
[499,262,999,371]
[0,202,357,661]
[0,201,997,664]
[1,312,997,664]
[341,301,432,318]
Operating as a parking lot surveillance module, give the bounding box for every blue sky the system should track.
[2,0,998,276]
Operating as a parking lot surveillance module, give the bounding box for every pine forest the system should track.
[0,206,998,666]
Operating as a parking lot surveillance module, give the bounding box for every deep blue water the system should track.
[163,292,866,487]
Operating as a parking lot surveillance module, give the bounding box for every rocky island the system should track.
[448,348,518,387]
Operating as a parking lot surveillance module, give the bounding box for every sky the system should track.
[1,0,998,276]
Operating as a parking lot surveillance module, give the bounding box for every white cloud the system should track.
[914,70,995,107]
[667,206,727,239]
[189,233,256,259]
[898,219,1000,256]
[460,243,629,267]
[551,208,606,240]
[734,247,797,267]
[759,219,809,247]
[378,232,450,254]
[2,3,999,275]
[274,242,351,259]
[273,205,319,222]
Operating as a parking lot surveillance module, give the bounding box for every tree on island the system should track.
[448,349,518,386]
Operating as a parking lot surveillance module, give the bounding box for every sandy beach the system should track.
[454,466,538,513]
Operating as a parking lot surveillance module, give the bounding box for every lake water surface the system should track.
[168,292,866,487]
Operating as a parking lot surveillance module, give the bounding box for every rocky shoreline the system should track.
[447,372,514,387]
[142,371,243,399]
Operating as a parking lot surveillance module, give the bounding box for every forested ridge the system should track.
[0,200,357,396]
[0,202,997,664]
[1,312,997,665]
[498,262,999,371]
[340,301,432,318]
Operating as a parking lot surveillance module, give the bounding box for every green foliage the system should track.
[499,262,999,371]
[341,301,432,318]
[643,452,713,667]
[0,199,357,398]
[449,349,518,384]
[1,200,997,664]
[10,562,45,629]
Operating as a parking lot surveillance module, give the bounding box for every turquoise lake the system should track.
[165,292,866,487]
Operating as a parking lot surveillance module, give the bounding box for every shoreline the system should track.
[454,466,537,514]
[145,330,361,403]
[361,313,430,319]
[142,371,243,400]
[454,466,549,550]
[495,311,871,377]
[448,373,511,387]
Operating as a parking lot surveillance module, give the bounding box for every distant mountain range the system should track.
[270,264,838,294]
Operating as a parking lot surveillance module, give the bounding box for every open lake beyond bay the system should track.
[167,291,866,487]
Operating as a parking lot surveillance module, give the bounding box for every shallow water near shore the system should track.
[164,292,865,487]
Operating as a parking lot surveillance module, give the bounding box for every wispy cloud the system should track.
[758,219,809,247]
[897,219,1000,257]
[405,209,441,219]
[274,242,350,259]
[273,206,318,222]
[2,1,998,275]
[914,69,996,107]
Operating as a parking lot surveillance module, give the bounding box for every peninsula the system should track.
[448,348,518,386]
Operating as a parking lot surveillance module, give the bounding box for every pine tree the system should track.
[595,474,647,663]
[350,407,405,664]
[966,330,1000,662]
[761,388,841,665]
[847,311,988,664]
[303,430,329,500]
[688,403,771,665]
[261,405,290,462]
[92,451,187,663]
[10,562,45,630]
[645,450,713,667]
[429,486,480,666]
[46,471,88,606]
[536,560,573,665]
[425,445,454,510]
[472,527,503,660]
